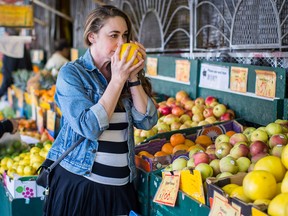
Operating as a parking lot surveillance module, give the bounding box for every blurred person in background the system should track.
[0,28,32,98]
[0,119,18,138]
[44,39,70,74]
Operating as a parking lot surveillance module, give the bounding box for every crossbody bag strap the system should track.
[48,137,85,172]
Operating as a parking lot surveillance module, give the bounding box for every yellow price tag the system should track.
[153,171,180,207]
[252,207,268,216]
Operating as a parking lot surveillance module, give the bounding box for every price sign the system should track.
[175,60,190,82]
[255,70,276,98]
[199,63,229,90]
[209,191,241,216]
[146,57,158,76]
[36,106,45,133]
[153,171,180,207]
[230,66,248,93]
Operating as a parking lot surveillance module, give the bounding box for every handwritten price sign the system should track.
[153,171,180,207]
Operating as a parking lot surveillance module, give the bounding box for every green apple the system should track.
[250,129,269,143]
[172,157,187,171]
[215,134,230,148]
[236,157,251,172]
[265,123,283,137]
[195,163,214,182]
[219,156,239,174]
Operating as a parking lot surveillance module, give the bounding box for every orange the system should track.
[195,135,213,147]
[172,144,189,154]
[226,130,236,137]
[170,133,186,147]
[138,151,154,158]
[184,139,195,147]
[154,151,168,157]
[161,143,174,154]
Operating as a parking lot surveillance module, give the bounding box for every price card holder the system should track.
[230,66,248,93]
[153,171,180,207]
[175,60,190,82]
[146,57,158,76]
[46,110,56,138]
[180,169,205,204]
[255,70,276,98]
[209,191,241,216]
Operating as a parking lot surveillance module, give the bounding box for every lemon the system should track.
[230,186,252,203]
[30,146,41,154]
[19,159,30,166]
[30,154,44,164]
[7,168,16,178]
[222,183,240,196]
[253,198,271,206]
[281,145,288,169]
[44,144,52,152]
[0,166,5,174]
[13,156,21,162]
[6,158,14,169]
[32,161,42,170]
[23,165,36,176]
[16,165,25,176]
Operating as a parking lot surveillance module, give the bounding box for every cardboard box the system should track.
[135,120,243,172]
[206,172,269,216]
[4,173,45,199]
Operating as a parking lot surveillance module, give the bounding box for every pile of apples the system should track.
[163,119,288,185]
[134,90,236,144]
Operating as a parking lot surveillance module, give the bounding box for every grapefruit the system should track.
[268,193,288,216]
[243,170,277,201]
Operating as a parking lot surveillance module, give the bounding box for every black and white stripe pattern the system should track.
[85,108,130,186]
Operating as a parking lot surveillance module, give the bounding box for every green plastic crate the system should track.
[149,170,210,216]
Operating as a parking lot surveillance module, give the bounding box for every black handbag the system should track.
[36,137,85,195]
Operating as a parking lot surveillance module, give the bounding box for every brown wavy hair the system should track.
[83,5,153,100]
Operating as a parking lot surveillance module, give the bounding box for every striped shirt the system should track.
[85,108,130,186]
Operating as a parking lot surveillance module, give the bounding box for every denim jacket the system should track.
[46,49,158,182]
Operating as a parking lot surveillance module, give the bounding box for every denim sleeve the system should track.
[55,63,109,140]
[131,97,158,130]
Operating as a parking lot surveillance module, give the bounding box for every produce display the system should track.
[134,91,236,144]
[136,118,288,215]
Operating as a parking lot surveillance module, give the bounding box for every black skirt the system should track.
[43,164,140,216]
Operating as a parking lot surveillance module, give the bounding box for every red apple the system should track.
[205,148,217,160]
[163,114,180,125]
[251,152,269,163]
[226,109,235,119]
[180,96,192,106]
[220,112,233,121]
[175,90,189,102]
[229,133,249,146]
[185,110,193,118]
[213,104,227,118]
[229,143,250,159]
[205,96,217,107]
[158,105,171,116]
[193,152,211,166]
[268,133,288,148]
[194,97,205,106]
[171,106,185,117]
[249,140,269,156]
[203,107,214,118]
[166,97,176,107]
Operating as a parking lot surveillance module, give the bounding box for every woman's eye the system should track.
[110,34,118,38]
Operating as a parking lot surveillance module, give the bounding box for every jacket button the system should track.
[92,149,96,153]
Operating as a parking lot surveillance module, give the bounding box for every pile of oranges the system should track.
[137,133,214,158]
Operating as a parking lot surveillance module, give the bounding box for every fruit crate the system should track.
[139,119,244,145]
[0,181,44,216]
[148,55,287,126]
[149,170,210,216]
[206,172,268,216]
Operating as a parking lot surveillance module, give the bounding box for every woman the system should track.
[44,5,158,216]
[0,119,18,138]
